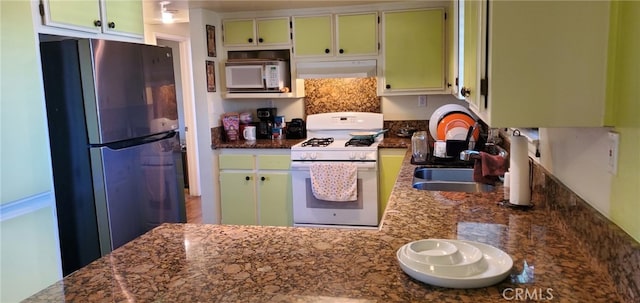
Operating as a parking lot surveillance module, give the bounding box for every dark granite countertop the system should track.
[214,137,410,149]
[24,150,623,302]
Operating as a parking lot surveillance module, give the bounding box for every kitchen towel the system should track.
[309,162,358,202]
[473,152,507,185]
[509,133,531,205]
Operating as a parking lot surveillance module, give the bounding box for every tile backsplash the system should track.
[304,77,379,115]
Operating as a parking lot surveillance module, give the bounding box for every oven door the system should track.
[291,161,378,227]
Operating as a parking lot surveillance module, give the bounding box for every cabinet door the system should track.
[256,17,291,45]
[44,0,101,33]
[102,0,144,37]
[460,0,484,112]
[383,9,445,92]
[223,19,256,46]
[258,173,292,226]
[378,149,405,218]
[293,15,333,57]
[220,172,257,225]
[336,12,378,56]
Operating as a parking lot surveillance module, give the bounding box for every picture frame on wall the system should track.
[206,25,216,57]
[206,60,216,92]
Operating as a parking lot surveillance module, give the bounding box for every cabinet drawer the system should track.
[219,155,255,170]
[257,155,290,170]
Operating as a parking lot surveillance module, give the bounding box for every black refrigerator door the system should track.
[91,132,186,253]
[85,39,179,144]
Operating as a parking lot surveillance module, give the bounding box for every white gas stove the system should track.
[290,112,383,229]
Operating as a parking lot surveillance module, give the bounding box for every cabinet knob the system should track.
[339,49,344,54]
[245,176,251,181]
[260,176,266,181]
[248,38,253,43]
[108,22,115,29]
[385,84,391,89]
[324,48,330,54]
[94,20,102,27]
[447,82,452,88]
[460,87,471,97]
[258,38,264,43]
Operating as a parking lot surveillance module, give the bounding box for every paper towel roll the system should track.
[509,134,531,205]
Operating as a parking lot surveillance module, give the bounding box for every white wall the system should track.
[189,8,221,223]
[538,128,613,216]
[381,94,467,120]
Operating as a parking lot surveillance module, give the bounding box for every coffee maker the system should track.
[256,107,277,139]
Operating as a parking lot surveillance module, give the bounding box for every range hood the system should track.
[296,59,377,79]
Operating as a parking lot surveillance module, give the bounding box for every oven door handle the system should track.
[290,161,377,169]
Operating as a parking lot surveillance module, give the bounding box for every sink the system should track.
[412,167,496,193]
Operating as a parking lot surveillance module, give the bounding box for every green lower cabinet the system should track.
[220,172,257,225]
[379,149,406,218]
[258,173,292,226]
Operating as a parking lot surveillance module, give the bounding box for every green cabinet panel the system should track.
[293,15,333,56]
[219,154,255,170]
[383,9,445,92]
[220,172,257,225]
[379,149,406,218]
[42,0,142,37]
[224,17,290,46]
[258,173,292,226]
[257,18,291,45]
[218,150,291,227]
[223,19,256,45]
[459,0,610,127]
[462,0,481,109]
[102,0,144,36]
[257,155,290,170]
[336,13,378,56]
[45,0,101,32]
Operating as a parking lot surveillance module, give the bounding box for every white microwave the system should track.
[225,60,290,93]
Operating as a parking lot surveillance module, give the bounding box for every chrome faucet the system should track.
[460,144,509,161]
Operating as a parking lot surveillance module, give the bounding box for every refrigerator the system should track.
[40,38,186,275]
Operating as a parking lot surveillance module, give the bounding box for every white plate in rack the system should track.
[397,240,513,288]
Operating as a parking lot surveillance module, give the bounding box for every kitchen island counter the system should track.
[24,151,623,302]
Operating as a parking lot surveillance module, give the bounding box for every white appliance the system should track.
[290,112,383,229]
[225,59,289,92]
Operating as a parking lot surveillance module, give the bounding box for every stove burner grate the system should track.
[345,138,375,147]
[301,137,334,147]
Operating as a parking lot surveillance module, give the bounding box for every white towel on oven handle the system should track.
[309,162,358,202]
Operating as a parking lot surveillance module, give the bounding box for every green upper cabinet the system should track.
[458,0,610,128]
[382,8,445,94]
[461,0,481,110]
[42,0,101,33]
[41,0,143,37]
[293,12,378,58]
[292,15,333,57]
[336,12,378,56]
[223,17,291,47]
[101,0,144,36]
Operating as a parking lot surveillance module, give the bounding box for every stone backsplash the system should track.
[304,77,379,115]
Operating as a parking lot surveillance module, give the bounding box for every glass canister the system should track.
[411,131,429,162]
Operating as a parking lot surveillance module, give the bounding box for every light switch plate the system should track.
[607,131,620,175]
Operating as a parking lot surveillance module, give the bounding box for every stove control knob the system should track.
[358,152,367,160]
[300,153,309,160]
[310,152,318,160]
[349,152,356,160]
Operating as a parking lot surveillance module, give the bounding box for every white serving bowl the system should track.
[400,241,487,277]
[404,239,462,265]
[397,240,514,288]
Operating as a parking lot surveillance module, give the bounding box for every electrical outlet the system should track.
[418,95,427,107]
[607,131,620,175]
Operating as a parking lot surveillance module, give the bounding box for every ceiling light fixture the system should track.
[160,1,174,24]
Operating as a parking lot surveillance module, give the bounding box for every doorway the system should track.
[155,33,201,201]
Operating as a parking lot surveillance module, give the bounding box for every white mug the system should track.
[243,126,256,141]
